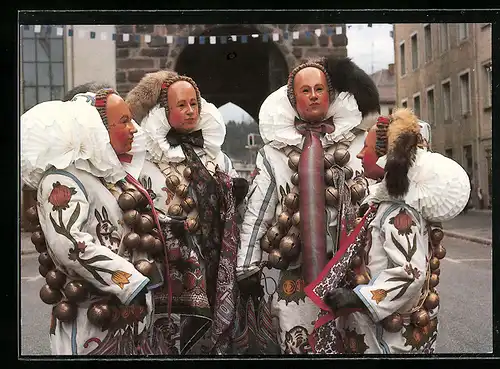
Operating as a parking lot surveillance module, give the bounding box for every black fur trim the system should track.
[232,178,249,207]
[385,132,418,198]
[321,56,381,117]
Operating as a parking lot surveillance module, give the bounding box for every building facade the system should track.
[393,23,492,208]
[370,63,396,116]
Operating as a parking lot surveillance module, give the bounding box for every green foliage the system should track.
[222,120,262,161]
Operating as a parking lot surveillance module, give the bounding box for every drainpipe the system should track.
[472,24,483,207]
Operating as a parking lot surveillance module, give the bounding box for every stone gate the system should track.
[115,24,348,120]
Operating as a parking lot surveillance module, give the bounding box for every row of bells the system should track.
[26,190,154,327]
[163,167,200,234]
[380,226,446,333]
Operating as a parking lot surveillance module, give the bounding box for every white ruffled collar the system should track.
[21,100,145,190]
[258,85,364,150]
[140,98,225,164]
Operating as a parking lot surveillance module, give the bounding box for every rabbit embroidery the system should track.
[95,206,121,250]
[140,176,157,201]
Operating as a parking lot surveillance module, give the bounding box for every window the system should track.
[21,25,65,113]
[413,94,421,117]
[442,80,451,120]
[459,71,471,115]
[445,148,453,159]
[440,24,448,53]
[426,88,435,124]
[463,145,473,177]
[401,99,408,108]
[424,24,432,62]
[458,23,468,41]
[483,62,492,108]
[411,33,418,70]
[388,107,393,115]
[399,42,406,76]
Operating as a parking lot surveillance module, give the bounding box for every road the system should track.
[19,237,492,355]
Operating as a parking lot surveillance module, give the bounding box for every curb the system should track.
[21,249,38,256]
[443,230,492,246]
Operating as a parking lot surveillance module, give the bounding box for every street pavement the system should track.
[19,233,492,355]
[441,210,492,245]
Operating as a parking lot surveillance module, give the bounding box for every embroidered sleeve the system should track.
[38,173,150,305]
[353,206,427,322]
[236,149,278,280]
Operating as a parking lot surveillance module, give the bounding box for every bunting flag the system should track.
[20,24,350,44]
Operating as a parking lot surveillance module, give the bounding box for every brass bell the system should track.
[267,249,289,270]
[39,284,63,305]
[64,281,88,304]
[287,225,300,238]
[168,204,184,217]
[333,147,350,167]
[87,302,112,327]
[175,184,189,199]
[325,187,339,207]
[165,175,181,192]
[134,259,154,277]
[181,197,196,213]
[382,312,403,333]
[129,190,148,209]
[152,238,164,256]
[38,252,54,269]
[433,245,446,260]
[350,255,362,268]
[266,226,283,246]
[185,216,199,233]
[343,166,354,181]
[430,228,444,245]
[45,270,67,290]
[290,172,300,186]
[283,192,299,211]
[183,167,193,181]
[350,183,366,204]
[410,309,430,328]
[354,273,370,286]
[123,232,141,252]
[290,212,300,227]
[279,235,301,261]
[140,234,156,253]
[31,231,47,253]
[429,318,438,332]
[137,214,155,234]
[429,257,440,271]
[54,301,78,323]
[432,268,441,276]
[123,209,141,228]
[277,211,292,231]
[260,236,274,253]
[424,291,440,310]
[39,264,49,277]
[324,153,335,169]
[324,168,335,186]
[26,205,39,224]
[288,152,300,172]
[429,273,440,288]
[150,228,161,239]
[118,192,138,211]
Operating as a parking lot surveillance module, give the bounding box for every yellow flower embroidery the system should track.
[370,289,387,304]
[111,270,132,289]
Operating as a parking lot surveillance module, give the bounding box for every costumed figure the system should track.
[125,70,249,355]
[21,89,174,355]
[235,56,380,354]
[304,109,470,354]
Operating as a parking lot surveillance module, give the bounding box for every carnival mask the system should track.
[293,67,330,123]
[167,80,200,132]
[106,94,137,155]
[357,127,385,180]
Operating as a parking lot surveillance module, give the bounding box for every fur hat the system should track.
[125,70,201,124]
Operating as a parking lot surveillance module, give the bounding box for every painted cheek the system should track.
[111,128,131,153]
[362,150,385,179]
[296,95,309,116]
[169,109,186,128]
[319,93,329,110]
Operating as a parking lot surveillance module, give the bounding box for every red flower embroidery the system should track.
[48,181,77,211]
[77,241,87,253]
[389,208,416,236]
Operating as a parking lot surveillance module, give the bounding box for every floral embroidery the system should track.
[404,263,421,279]
[343,328,369,353]
[111,270,132,289]
[277,267,306,306]
[48,181,77,211]
[161,186,175,206]
[389,208,416,236]
[370,289,387,304]
[402,319,438,350]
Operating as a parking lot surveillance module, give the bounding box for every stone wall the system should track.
[114,24,348,97]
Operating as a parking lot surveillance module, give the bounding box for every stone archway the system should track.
[173,25,289,121]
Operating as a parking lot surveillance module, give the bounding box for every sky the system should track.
[219,23,395,124]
